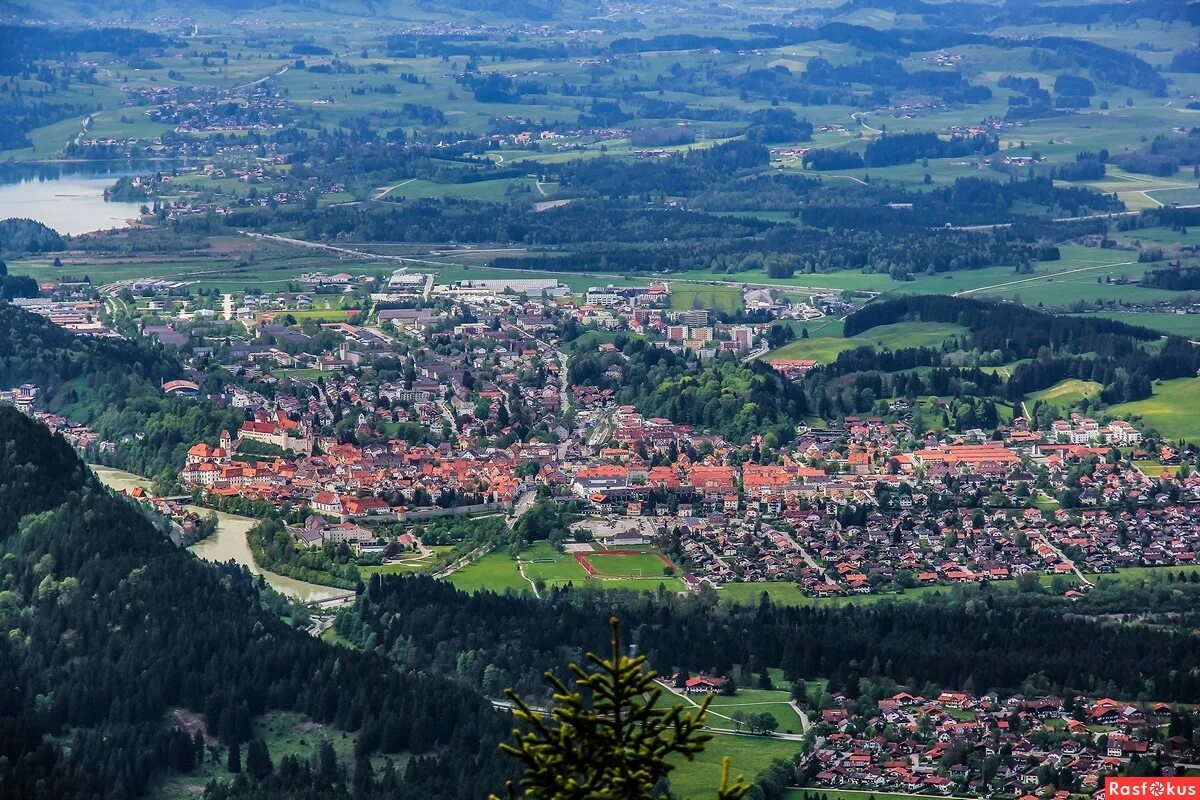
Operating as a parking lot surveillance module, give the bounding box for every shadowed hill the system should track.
[0,405,515,800]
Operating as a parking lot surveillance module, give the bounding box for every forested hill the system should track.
[339,573,1200,706]
[569,340,809,445]
[0,406,516,800]
[0,304,246,480]
[829,295,1200,406]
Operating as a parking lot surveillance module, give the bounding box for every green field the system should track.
[522,541,593,584]
[1108,377,1200,442]
[1096,565,1200,585]
[671,285,745,314]
[1072,311,1200,339]
[361,559,431,577]
[766,321,967,363]
[444,552,532,594]
[706,688,806,733]
[446,545,686,594]
[1134,460,1177,477]
[668,732,803,800]
[1027,379,1103,410]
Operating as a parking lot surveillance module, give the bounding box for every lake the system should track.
[0,170,146,236]
[90,465,351,603]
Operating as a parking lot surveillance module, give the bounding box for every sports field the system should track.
[578,550,677,578]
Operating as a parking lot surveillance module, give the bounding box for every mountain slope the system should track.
[0,404,514,800]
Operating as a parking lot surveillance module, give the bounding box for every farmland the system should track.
[1108,377,1200,442]
[1026,379,1103,411]
[766,321,968,363]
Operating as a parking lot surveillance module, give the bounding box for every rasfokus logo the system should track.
[1107,778,1200,798]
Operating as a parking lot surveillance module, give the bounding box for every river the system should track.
[90,465,351,603]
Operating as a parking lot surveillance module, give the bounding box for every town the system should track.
[7,265,1199,607]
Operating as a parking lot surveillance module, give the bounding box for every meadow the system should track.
[1070,311,1200,339]
[766,321,967,362]
[1108,377,1200,442]
[1026,379,1103,411]
[667,732,803,800]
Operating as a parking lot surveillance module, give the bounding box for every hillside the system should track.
[0,405,515,800]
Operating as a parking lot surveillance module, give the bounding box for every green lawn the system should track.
[1108,377,1200,442]
[522,542,593,584]
[1071,311,1200,339]
[671,285,745,314]
[1134,460,1177,477]
[766,321,967,363]
[361,559,432,576]
[707,688,806,733]
[669,732,802,800]
[446,546,686,594]
[444,553,531,594]
[1094,565,1200,585]
[562,329,644,354]
[1027,379,1103,410]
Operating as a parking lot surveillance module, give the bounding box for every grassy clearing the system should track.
[766,321,966,363]
[561,329,644,354]
[522,541,592,584]
[671,285,745,314]
[360,559,431,577]
[446,545,686,594]
[1026,379,1103,410]
[716,581,961,607]
[150,710,368,799]
[1095,565,1200,585]
[444,552,531,594]
[1108,377,1200,442]
[1071,311,1200,339]
[707,688,806,732]
[668,732,802,800]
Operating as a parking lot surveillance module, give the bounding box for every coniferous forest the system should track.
[0,406,518,800]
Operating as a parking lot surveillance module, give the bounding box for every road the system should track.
[506,321,571,430]
[508,490,536,529]
[771,527,822,572]
[373,177,415,201]
[232,65,288,91]
[656,680,810,738]
[953,259,1140,297]
[947,203,1200,232]
[1036,533,1093,588]
[741,344,770,362]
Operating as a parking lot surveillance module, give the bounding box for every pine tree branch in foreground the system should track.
[492,617,749,800]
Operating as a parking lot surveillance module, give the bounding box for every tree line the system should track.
[336,574,1200,707]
